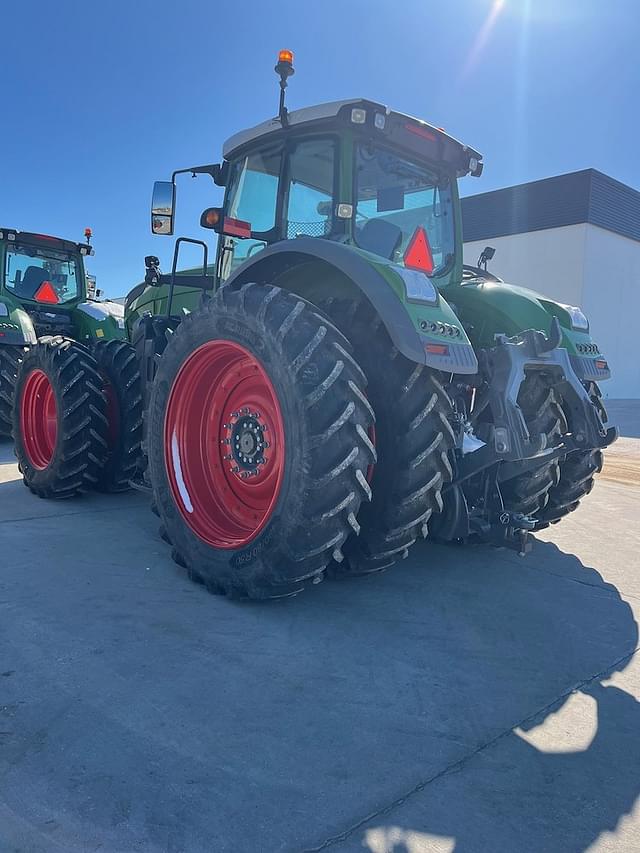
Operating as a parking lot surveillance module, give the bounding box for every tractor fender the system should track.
[225,238,478,374]
[0,297,37,346]
[73,301,127,341]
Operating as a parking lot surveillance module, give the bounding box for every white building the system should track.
[462,169,640,399]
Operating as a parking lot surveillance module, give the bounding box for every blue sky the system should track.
[2,0,638,297]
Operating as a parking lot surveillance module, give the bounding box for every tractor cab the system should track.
[0,227,125,343]
[1,228,92,307]
[148,51,482,300]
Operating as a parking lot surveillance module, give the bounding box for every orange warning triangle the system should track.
[403,226,434,274]
[34,280,59,304]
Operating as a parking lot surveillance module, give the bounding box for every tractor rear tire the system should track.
[0,346,22,438]
[147,283,376,599]
[13,337,108,499]
[92,339,143,492]
[322,299,455,575]
[534,382,606,529]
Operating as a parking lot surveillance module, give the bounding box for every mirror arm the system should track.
[171,163,224,185]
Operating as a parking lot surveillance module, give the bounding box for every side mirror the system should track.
[151,181,176,235]
[86,273,97,299]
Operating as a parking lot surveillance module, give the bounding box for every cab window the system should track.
[224,146,281,273]
[285,137,336,239]
[4,245,81,303]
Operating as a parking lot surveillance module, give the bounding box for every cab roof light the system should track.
[351,108,367,124]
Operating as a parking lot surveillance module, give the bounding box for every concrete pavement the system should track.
[0,425,639,853]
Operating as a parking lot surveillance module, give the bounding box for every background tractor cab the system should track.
[0,227,125,345]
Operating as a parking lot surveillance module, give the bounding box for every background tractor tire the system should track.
[534,382,606,529]
[0,346,22,438]
[148,283,376,600]
[322,299,455,575]
[498,372,568,518]
[13,336,108,499]
[92,339,143,492]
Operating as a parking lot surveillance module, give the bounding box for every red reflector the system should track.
[34,281,59,304]
[222,217,252,238]
[426,343,449,356]
[31,234,59,242]
[405,123,437,143]
[595,359,608,370]
[404,226,434,274]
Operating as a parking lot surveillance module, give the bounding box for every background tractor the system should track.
[1,228,142,495]
[19,51,617,600]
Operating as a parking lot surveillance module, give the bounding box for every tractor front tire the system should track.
[13,337,108,499]
[0,346,22,438]
[322,299,455,575]
[147,283,376,599]
[499,372,568,517]
[92,339,143,492]
[534,382,606,528]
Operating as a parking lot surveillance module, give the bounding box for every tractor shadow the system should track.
[0,470,638,853]
[344,540,640,853]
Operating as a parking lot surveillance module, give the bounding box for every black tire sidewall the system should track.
[148,303,311,593]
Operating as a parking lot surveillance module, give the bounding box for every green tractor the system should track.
[19,51,617,599]
[1,228,142,495]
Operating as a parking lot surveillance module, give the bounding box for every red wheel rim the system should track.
[20,369,58,469]
[164,340,286,549]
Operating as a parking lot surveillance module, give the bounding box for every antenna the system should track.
[274,50,295,126]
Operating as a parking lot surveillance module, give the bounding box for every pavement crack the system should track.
[300,644,640,852]
[0,503,146,526]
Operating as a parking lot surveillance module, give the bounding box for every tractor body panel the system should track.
[71,301,127,342]
[450,278,610,380]
[0,292,37,345]
[125,285,203,339]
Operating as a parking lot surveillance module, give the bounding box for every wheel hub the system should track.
[226,410,269,474]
